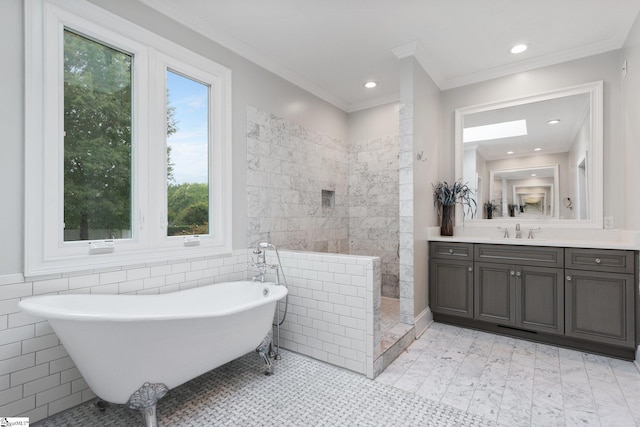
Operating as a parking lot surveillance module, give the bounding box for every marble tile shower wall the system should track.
[0,251,250,422]
[246,106,349,253]
[348,135,399,298]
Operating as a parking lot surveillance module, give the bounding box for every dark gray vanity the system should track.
[429,241,638,359]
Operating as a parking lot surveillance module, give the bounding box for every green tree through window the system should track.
[63,30,132,241]
[166,70,210,236]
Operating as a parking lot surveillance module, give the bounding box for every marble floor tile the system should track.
[378,322,640,426]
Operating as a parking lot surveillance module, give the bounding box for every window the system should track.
[25,0,232,276]
[166,70,210,237]
[63,30,133,242]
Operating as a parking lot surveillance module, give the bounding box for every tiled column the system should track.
[398,104,414,325]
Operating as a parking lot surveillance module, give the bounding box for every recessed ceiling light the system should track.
[534,148,542,151]
[364,81,377,89]
[507,151,514,155]
[547,119,561,125]
[510,44,528,54]
[531,173,537,177]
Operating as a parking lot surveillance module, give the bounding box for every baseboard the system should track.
[636,345,640,373]
[414,307,433,338]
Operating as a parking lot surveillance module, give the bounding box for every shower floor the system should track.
[381,297,413,353]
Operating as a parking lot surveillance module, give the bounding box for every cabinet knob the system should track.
[516,271,521,277]
[468,267,472,272]
[449,249,454,254]
[566,275,572,281]
[595,258,601,264]
[510,271,515,276]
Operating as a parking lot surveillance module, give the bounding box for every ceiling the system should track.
[140,0,640,112]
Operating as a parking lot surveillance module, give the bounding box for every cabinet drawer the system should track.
[430,242,473,259]
[474,244,563,268]
[565,248,634,274]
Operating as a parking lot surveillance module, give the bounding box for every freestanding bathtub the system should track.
[19,280,287,427]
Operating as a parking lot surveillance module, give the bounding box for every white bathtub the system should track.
[19,280,287,421]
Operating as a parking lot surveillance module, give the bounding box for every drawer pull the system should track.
[566,275,572,281]
[595,258,601,264]
[449,249,454,254]
[468,267,472,272]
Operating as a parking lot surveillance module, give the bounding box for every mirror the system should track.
[455,81,603,228]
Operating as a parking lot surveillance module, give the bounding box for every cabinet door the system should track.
[474,262,515,326]
[429,258,473,318]
[565,269,635,348]
[516,266,564,335]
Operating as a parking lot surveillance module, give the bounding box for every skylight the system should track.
[463,119,527,143]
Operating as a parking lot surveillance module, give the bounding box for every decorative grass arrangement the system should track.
[433,180,476,235]
[432,180,476,208]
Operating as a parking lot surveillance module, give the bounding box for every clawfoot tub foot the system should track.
[256,329,274,375]
[127,382,169,427]
[94,398,110,412]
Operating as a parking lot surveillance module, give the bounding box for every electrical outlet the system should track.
[604,216,614,229]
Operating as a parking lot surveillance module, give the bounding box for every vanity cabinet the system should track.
[474,245,564,335]
[565,248,635,347]
[429,243,473,318]
[429,242,637,359]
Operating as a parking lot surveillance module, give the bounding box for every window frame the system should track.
[25,0,232,277]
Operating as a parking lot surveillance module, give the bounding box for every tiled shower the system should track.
[246,106,403,347]
[246,106,399,298]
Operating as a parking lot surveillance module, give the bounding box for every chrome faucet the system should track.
[528,227,541,239]
[251,242,278,282]
[515,223,521,238]
[252,243,268,282]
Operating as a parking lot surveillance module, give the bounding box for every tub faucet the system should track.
[251,245,268,282]
[515,223,521,238]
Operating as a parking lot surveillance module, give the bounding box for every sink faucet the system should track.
[528,227,541,239]
[515,223,521,238]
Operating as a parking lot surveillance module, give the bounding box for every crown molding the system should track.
[392,40,446,89]
[346,93,400,113]
[395,37,626,91]
[441,37,625,90]
[139,0,349,111]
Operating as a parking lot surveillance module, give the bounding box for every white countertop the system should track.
[426,227,640,250]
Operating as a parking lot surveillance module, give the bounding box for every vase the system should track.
[441,204,454,236]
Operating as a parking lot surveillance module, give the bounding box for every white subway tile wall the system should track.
[265,250,381,379]
[0,248,380,422]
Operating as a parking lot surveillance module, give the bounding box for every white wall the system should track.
[623,12,640,230]
[440,51,624,227]
[347,102,400,142]
[0,0,25,275]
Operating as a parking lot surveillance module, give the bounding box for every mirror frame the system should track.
[454,80,603,229]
